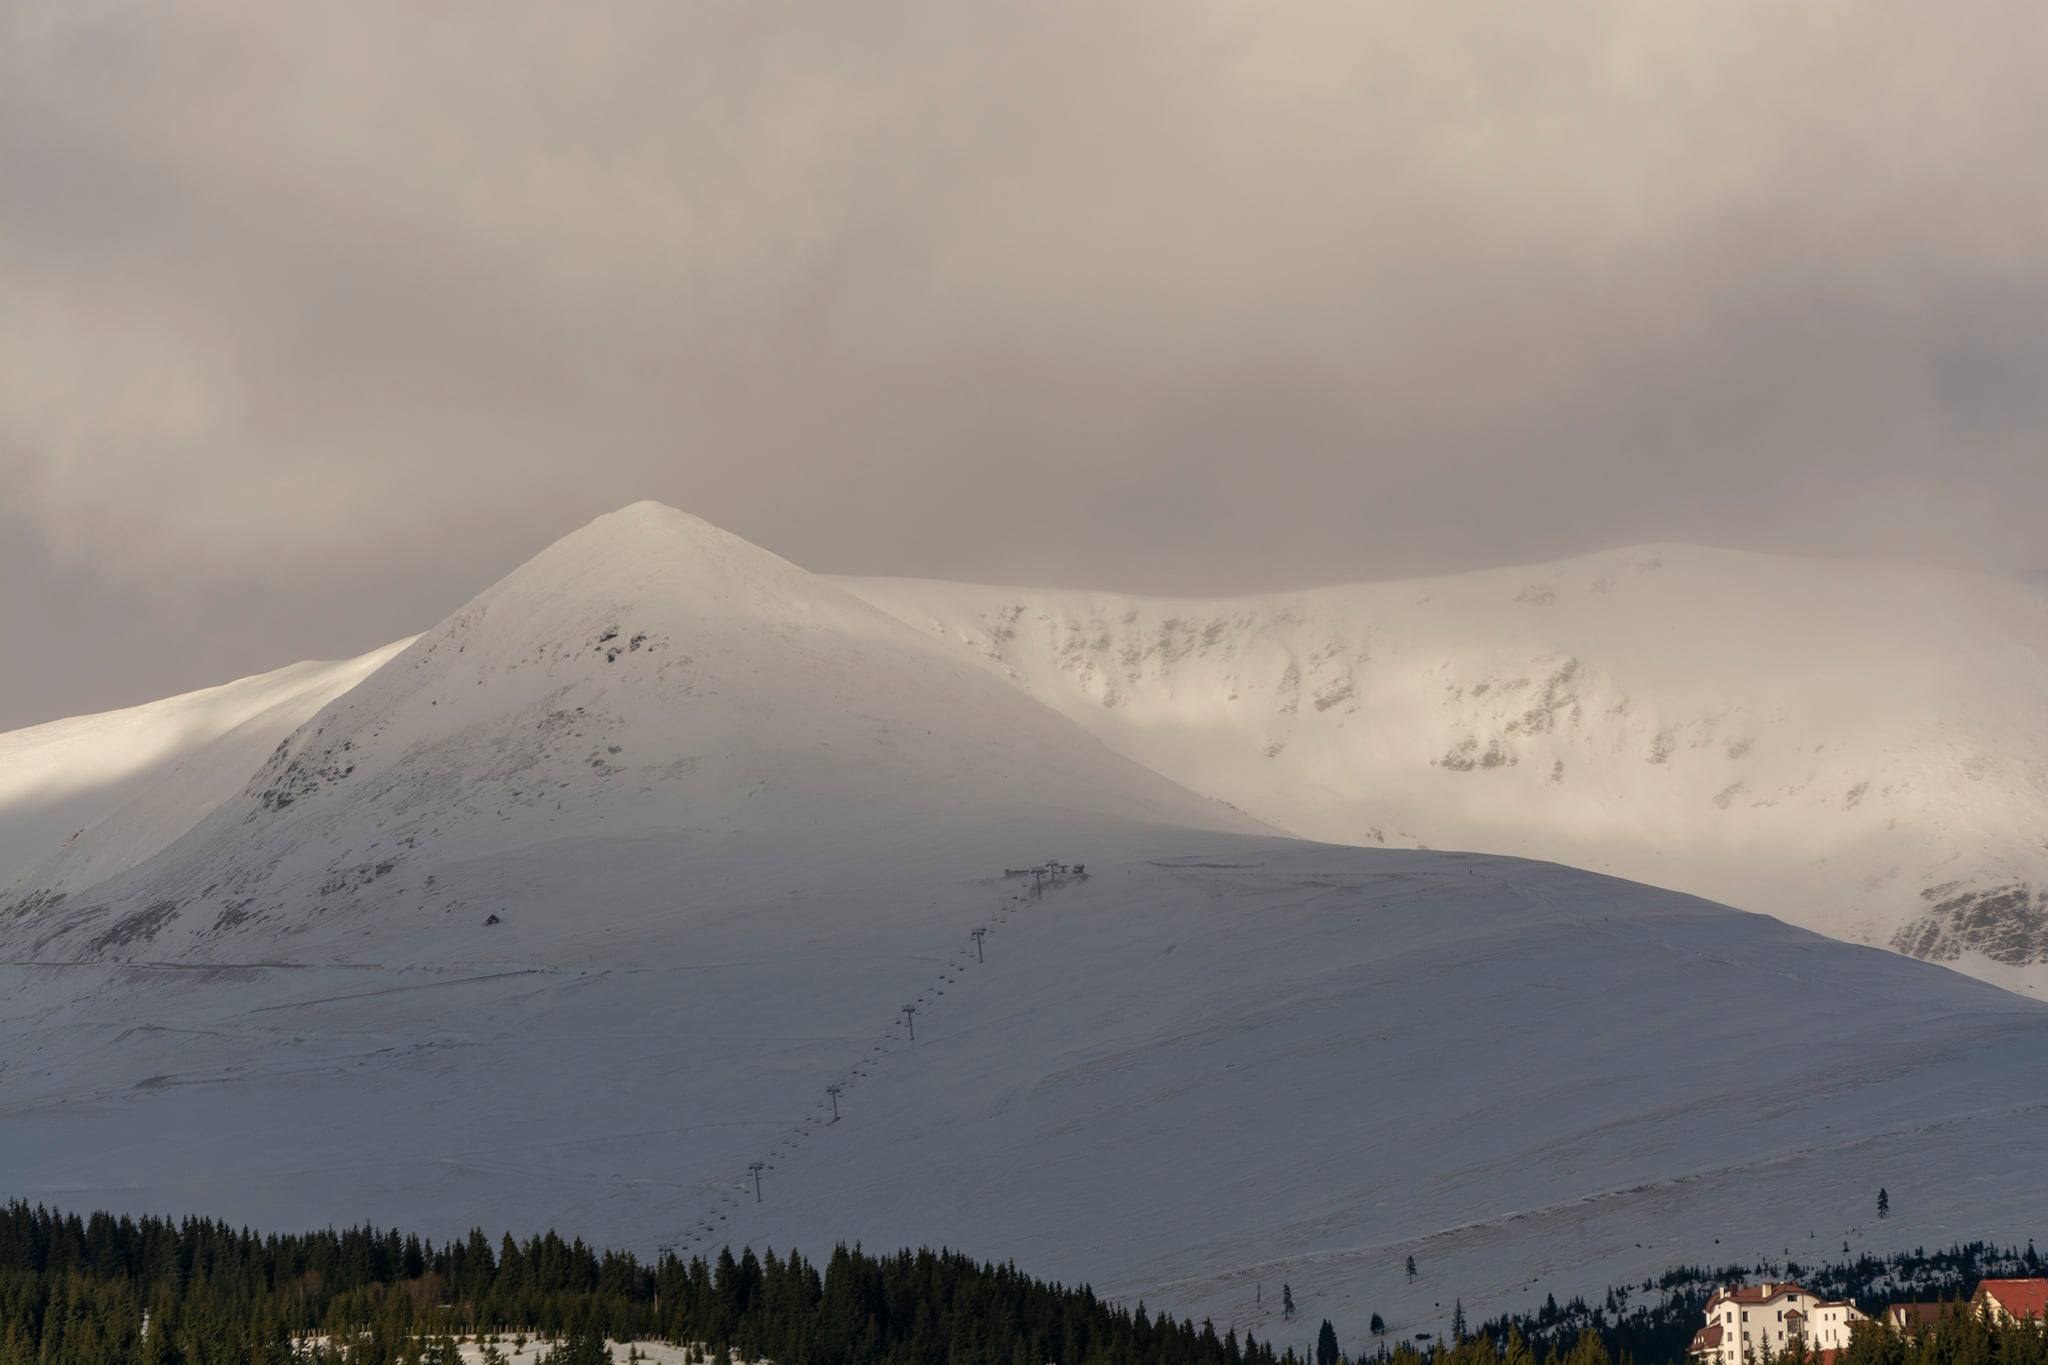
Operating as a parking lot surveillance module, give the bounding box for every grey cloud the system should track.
[3,0,2046,727]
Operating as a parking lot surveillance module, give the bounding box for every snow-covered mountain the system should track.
[14,528,2044,995]
[0,638,411,900]
[3,505,2048,1357]
[0,502,1250,962]
[844,549,2048,995]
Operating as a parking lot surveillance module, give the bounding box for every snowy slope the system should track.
[4,836,2048,1358]
[0,640,411,895]
[843,550,2048,994]
[5,507,2048,1358]
[0,501,1254,963]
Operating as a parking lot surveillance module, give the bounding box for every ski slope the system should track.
[5,834,2048,1356]
[3,504,2047,1357]
[844,552,2048,995]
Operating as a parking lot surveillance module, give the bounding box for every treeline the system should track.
[3,1202,2042,1365]
[1359,1326,1615,1365]
[0,1201,1299,1365]
[1837,1308,2048,1365]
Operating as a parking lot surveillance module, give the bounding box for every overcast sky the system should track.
[4,1,2046,728]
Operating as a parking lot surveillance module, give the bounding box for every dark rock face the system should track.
[1892,881,2048,966]
[252,736,358,812]
[87,899,180,955]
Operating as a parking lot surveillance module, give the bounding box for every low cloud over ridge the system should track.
[4,0,2046,726]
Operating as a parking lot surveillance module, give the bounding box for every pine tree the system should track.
[1406,1256,1418,1283]
[1283,1284,1296,1321]
[1567,1327,1610,1365]
[1452,1299,1467,1343]
[1877,1188,1890,1219]
[1317,1319,1340,1365]
[544,1331,612,1365]
[1371,1313,1386,1341]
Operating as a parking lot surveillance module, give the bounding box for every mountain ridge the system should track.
[0,637,414,897]
[9,517,2047,991]
[842,542,2048,993]
[8,516,2045,993]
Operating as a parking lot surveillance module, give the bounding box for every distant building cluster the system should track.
[1689,1278,2048,1365]
[1002,860,1085,879]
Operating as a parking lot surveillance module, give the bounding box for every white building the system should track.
[1690,1282,1868,1365]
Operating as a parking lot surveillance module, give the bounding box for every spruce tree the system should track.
[543,1331,613,1365]
[1317,1319,1340,1365]
[1877,1188,1890,1219]
[1503,1324,1536,1365]
[1567,1326,1611,1365]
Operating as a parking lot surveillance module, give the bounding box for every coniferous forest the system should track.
[0,1201,1292,1365]
[0,1203,2042,1365]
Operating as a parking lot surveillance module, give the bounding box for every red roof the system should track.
[1710,1283,1813,1308]
[1689,1324,1724,1353]
[1978,1280,2048,1321]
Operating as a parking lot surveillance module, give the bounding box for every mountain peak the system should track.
[3,499,1248,962]
[488,501,814,616]
[581,499,746,547]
